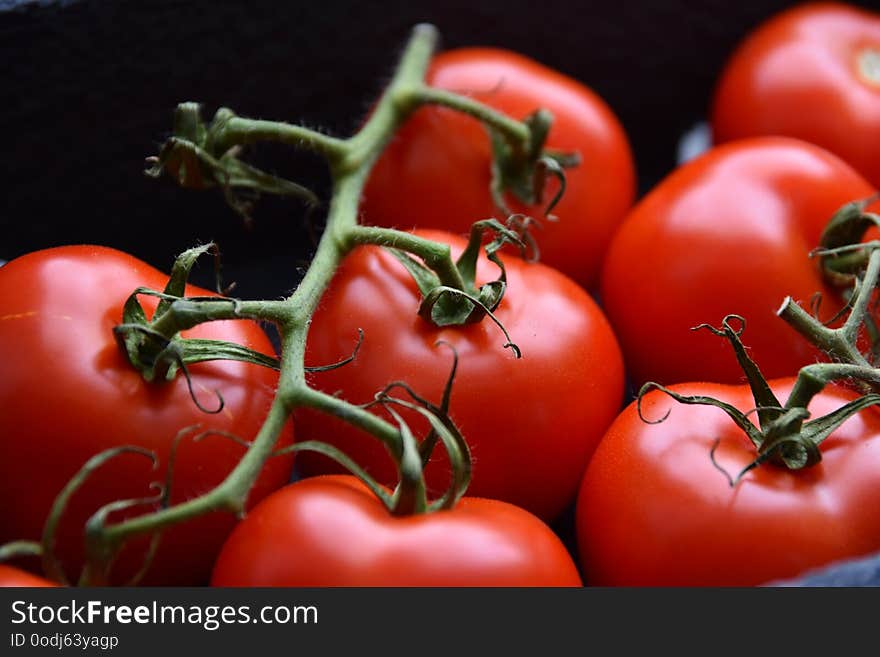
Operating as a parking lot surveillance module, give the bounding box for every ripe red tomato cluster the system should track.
[3,2,880,588]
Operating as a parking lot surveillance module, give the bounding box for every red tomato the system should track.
[576,378,880,586]
[296,229,624,522]
[600,136,876,387]
[362,48,636,289]
[0,246,294,586]
[212,475,582,586]
[712,2,880,188]
[0,565,58,587]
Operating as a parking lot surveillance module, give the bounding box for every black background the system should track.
[4,0,880,586]
[6,0,875,297]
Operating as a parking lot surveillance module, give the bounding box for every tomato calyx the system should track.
[145,103,321,224]
[386,218,529,357]
[640,314,880,486]
[816,193,880,288]
[279,342,472,516]
[488,108,580,220]
[113,243,281,412]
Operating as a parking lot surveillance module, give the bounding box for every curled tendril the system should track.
[535,155,567,219]
[41,446,158,586]
[83,483,166,587]
[637,381,673,425]
[708,438,768,488]
[742,405,786,420]
[505,213,542,263]
[167,345,225,414]
[0,540,43,563]
[808,290,856,327]
[353,341,468,510]
[113,324,225,414]
[372,391,470,512]
[366,340,460,466]
[419,286,521,358]
[305,328,365,373]
[691,313,747,338]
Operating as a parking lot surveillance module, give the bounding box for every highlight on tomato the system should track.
[600,136,877,387]
[362,47,637,289]
[0,246,294,586]
[294,228,625,522]
[576,377,880,586]
[211,475,583,587]
[711,2,880,188]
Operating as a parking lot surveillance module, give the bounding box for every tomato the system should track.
[712,2,880,188]
[0,565,58,587]
[295,229,624,522]
[600,136,876,387]
[0,246,294,586]
[362,48,636,289]
[212,475,582,586]
[576,378,880,586]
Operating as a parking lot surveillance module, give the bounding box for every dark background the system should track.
[6,0,874,296]
[4,0,880,586]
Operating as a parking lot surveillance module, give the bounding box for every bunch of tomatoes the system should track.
[2,1,880,588]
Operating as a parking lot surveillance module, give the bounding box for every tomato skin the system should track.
[211,475,582,587]
[295,229,624,522]
[576,378,880,586]
[0,565,58,588]
[362,47,636,289]
[600,137,876,387]
[712,2,880,188]
[0,246,294,586]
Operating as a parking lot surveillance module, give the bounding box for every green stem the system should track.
[787,362,880,410]
[149,298,286,337]
[210,116,348,163]
[413,87,531,146]
[346,225,469,291]
[777,248,880,369]
[842,249,880,343]
[77,22,553,580]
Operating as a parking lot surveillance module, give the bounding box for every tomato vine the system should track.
[0,23,579,585]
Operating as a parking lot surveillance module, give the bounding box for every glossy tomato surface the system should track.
[296,229,624,522]
[600,136,876,387]
[362,47,636,289]
[212,475,582,587]
[0,246,294,585]
[576,378,880,586]
[0,565,58,588]
[712,2,880,188]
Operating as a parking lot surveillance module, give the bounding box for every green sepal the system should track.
[801,393,880,450]
[638,382,766,450]
[692,315,783,432]
[456,217,523,289]
[178,338,280,370]
[419,286,479,327]
[386,248,441,298]
[116,291,151,373]
[146,102,318,220]
[487,109,577,217]
[817,195,880,285]
[159,244,218,315]
[477,280,505,313]
[417,286,520,357]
